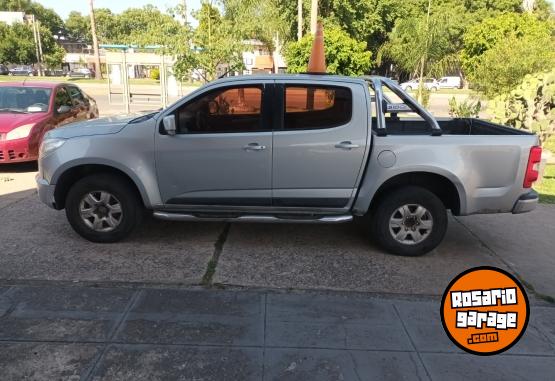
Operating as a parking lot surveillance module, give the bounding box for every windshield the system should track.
[0,87,52,113]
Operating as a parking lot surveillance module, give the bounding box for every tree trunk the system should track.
[310,0,318,35]
[89,0,102,80]
[297,0,303,41]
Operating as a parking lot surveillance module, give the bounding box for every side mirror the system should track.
[163,115,176,136]
[57,105,71,114]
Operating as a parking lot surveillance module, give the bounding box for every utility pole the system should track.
[36,19,44,76]
[89,0,102,79]
[30,15,41,75]
[297,0,303,41]
[310,0,318,35]
[182,0,187,25]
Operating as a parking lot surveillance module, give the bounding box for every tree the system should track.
[461,13,555,96]
[0,21,57,64]
[43,44,66,69]
[380,3,459,101]
[65,11,90,41]
[284,23,372,76]
[222,0,288,51]
[174,2,244,82]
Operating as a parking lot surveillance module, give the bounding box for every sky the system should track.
[36,0,555,20]
[37,0,202,20]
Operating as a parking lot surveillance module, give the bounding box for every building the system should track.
[0,11,25,25]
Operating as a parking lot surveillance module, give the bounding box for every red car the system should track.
[0,82,98,163]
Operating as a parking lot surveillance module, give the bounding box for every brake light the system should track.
[523,146,542,188]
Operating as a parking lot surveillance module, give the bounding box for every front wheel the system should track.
[65,174,143,243]
[368,186,447,256]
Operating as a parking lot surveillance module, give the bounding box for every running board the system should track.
[152,212,352,224]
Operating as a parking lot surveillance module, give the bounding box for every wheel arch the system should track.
[365,171,465,216]
[52,162,151,210]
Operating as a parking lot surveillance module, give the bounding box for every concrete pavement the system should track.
[0,285,554,381]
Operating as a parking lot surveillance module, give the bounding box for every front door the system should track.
[272,82,369,209]
[155,82,274,207]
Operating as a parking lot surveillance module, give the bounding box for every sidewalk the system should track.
[1,285,553,381]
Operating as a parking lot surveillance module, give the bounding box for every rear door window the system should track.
[284,85,352,130]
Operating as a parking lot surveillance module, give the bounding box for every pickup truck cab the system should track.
[36,75,541,256]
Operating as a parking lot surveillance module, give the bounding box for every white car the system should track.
[400,78,438,91]
[437,76,462,89]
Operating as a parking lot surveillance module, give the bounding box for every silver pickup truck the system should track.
[36,75,542,256]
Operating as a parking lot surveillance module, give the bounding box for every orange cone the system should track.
[307,21,326,74]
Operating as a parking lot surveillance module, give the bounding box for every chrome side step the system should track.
[152,212,353,224]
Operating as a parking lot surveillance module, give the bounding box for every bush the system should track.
[150,68,160,80]
[448,97,481,118]
[284,23,373,76]
[417,84,431,108]
[488,70,555,143]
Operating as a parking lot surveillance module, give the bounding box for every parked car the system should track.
[0,82,98,163]
[36,75,541,256]
[400,78,438,91]
[67,68,93,79]
[0,64,9,75]
[437,76,462,89]
[8,66,37,76]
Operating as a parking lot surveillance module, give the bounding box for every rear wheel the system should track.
[65,174,143,243]
[368,186,447,256]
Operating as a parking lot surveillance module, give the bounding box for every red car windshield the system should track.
[0,87,52,113]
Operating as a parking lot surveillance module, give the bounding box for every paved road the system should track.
[1,285,554,381]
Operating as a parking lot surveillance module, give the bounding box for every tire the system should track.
[368,186,447,256]
[431,86,438,92]
[65,174,143,243]
[405,86,412,91]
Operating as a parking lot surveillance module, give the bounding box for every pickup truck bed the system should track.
[374,118,534,136]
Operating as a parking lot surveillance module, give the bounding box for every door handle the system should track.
[243,143,267,151]
[335,141,360,150]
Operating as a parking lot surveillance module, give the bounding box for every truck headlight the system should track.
[39,138,66,158]
[6,123,35,140]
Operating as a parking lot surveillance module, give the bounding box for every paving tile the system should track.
[0,342,100,381]
[395,300,555,355]
[0,286,135,341]
[531,307,555,346]
[264,348,428,381]
[421,352,555,381]
[394,300,464,353]
[90,344,263,381]
[267,293,400,323]
[115,289,265,346]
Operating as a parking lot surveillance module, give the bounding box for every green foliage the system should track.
[173,3,244,82]
[65,11,90,41]
[150,67,160,80]
[488,70,555,143]
[461,13,555,96]
[448,96,481,117]
[43,44,66,69]
[222,0,287,51]
[418,84,431,108]
[0,22,57,64]
[284,23,372,76]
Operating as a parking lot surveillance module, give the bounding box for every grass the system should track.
[535,164,555,204]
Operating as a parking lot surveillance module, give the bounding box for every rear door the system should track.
[272,80,369,209]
